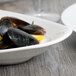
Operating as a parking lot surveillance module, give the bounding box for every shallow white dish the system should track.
[0,10,72,65]
[61,3,76,32]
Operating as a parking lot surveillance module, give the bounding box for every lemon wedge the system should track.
[32,35,44,41]
[0,36,3,41]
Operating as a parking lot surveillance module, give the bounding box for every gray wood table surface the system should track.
[0,0,76,76]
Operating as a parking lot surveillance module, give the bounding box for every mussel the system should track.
[0,18,12,36]
[18,24,46,35]
[1,17,30,27]
[7,27,39,47]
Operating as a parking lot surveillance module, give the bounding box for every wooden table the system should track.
[0,0,76,76]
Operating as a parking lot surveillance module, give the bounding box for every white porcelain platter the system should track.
[0,10,72,65]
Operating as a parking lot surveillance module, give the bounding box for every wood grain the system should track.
[0,0,76,76]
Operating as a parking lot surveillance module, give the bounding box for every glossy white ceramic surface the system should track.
[0,10,72,64]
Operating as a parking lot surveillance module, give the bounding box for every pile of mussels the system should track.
[0,17,46,49]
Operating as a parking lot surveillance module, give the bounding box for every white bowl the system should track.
[0,10,72,65]
[61,3,76,32]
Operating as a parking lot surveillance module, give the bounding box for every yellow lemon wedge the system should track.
[32,35,44,41]
[0,36,3,41]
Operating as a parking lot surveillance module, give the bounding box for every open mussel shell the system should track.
[18,25,46,35]
[7,27,39,47]
[1,17,30,27]
[0,19,12,36]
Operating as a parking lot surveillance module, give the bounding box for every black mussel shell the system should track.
[0,19,12,36]
[3,32,14,43]
[18,25,46,35]
[0,41,16,49]
[7,27,39,47]
[1,17,30,27]
[1,32,17,49]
